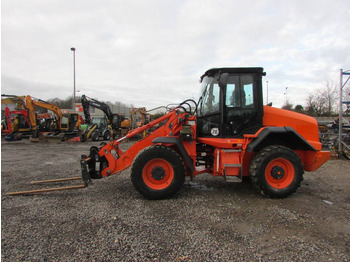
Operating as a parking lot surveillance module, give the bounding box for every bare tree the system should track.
[281,100,293,111]
[322,82,338,115]
[305,82,338,116]
[47,97,74,109]
[305,92,326,116]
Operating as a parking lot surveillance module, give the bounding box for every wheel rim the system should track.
[265,158,295,189]
[142,158,174,190]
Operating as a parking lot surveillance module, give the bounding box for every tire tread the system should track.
[249,145,304,198]
[131,145,185,199]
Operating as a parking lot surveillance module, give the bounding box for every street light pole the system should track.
[71,47,76,112]
[285,87,288,104]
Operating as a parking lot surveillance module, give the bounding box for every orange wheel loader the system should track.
[80,67,330,199]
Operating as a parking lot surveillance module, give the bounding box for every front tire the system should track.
[131,145,185,200]
[91,131,99,141]
[103,130,111,141]
[250,145,304,198]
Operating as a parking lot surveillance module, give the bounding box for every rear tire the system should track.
[250,145,304,198]
[131,145,185,199]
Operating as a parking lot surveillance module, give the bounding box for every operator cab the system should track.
[92,117,108,128]
[197,67,265,138]
[111,114,124,129]
[60,113,81,132]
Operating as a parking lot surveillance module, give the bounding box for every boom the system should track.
[81,95,113,125]
[26,96,63,124]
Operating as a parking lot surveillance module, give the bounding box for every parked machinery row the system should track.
[1,94,149,142]
[1,95,84,141]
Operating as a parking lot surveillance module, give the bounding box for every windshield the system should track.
[199,76,214,98]
[92,118,107,126]
[198,76,220,116]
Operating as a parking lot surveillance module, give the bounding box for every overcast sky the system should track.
[2,0,349,109]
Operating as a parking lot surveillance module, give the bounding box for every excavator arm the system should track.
[24,95,64,131]
[30,97,62,123]
[81,95,113,125]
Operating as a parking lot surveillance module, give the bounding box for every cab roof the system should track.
[200,67,265,81]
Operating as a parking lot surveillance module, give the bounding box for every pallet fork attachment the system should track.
[7,156,92,196]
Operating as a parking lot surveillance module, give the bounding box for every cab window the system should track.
[225,76,240,107]
[242,75,254,108]
[225,75,254,108]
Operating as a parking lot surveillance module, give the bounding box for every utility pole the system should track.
[71,47,76,112]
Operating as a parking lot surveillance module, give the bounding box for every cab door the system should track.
[222,74,263,137]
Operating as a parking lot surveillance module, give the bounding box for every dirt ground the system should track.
[1,139,350,261]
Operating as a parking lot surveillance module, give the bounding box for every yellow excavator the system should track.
[25,96,83,132]
[24,95,84,141]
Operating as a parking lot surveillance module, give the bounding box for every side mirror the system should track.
[219,73,229,88]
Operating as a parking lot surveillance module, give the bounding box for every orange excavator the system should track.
[130,107,149,129]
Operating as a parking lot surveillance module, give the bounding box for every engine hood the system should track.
[263,106,321,150]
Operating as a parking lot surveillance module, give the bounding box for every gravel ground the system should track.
[1,139,350,261]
